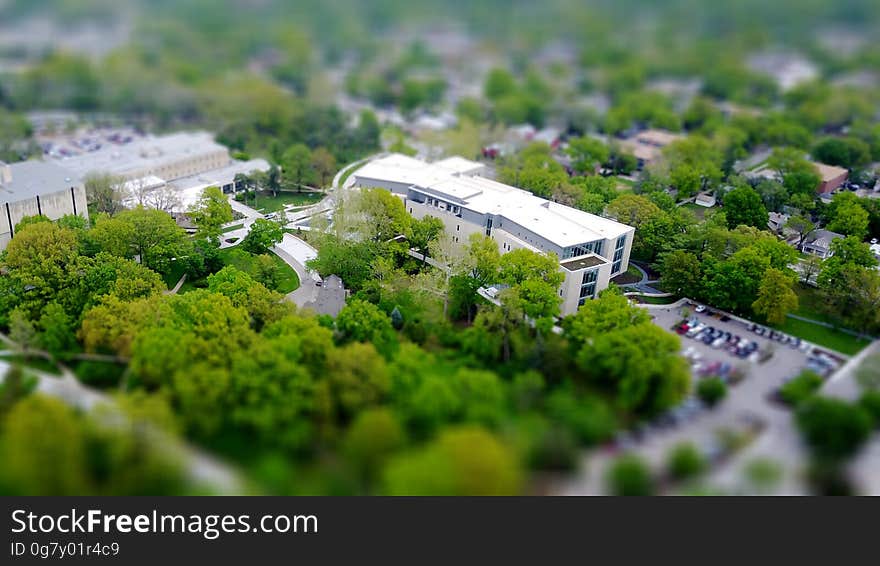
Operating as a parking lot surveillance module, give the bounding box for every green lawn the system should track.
[769,317,870,356]
[632,294,679,305]
[612,264,643,285]
[240,191,322,213]
[165,247,300,295]
[681,202,709,220]
[217,247,300,294]
[222,223,244,233]
[792,284,836,325]
[163,259,188,290]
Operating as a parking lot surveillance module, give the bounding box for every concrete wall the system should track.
[0,184,88,250]
[125,148,230,181]
[559,261,613,316]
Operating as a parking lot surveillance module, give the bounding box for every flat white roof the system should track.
[355,154,633,248]
[434,156,485,175]
[1,160,80,203]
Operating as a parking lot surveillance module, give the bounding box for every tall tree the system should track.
[409,216,444,266]
[723,186,768,230]
[752,268,798,325]
[83,173,126,216]
[189,186,233,243]
[282,143,314,193]
[310,147,337,191]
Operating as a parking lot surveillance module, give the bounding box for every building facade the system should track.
[352,154,635,316]
[0,160,87,250]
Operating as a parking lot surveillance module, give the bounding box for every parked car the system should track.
[695,304,707,313]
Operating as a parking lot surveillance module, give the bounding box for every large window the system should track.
[611,235,626,274]
[579,269,598,303]
[563,240,604,259]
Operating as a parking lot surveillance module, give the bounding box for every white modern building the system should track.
[0,160,87,250]
[352,154,635,316]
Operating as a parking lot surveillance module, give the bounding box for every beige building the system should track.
[620,129,685,169]
[352,154,635,316]
[0,160,87,250]
[54,131,231,182]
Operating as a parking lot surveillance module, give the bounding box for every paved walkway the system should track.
[618,262,664,294]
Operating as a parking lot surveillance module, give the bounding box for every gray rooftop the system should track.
[0,160,80,204]
[53,131,227,178]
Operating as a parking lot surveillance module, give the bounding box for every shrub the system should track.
[779,370,823,407]
[697,377,727,407]
[606,455,654,496]
[666,443,707,481]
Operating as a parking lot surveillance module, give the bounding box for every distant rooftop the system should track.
[0,160,79,204]
[52,131,227,178]
[814,162,849,182]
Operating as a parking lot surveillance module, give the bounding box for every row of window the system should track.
[579,268,599,303]
[562,240,604,259]
[423,196,460,215]
[611,235,627,274]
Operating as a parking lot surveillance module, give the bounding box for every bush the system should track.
[697,377,727,407]
[74,360,126,388]
[666,443,707,481]
[779,370,823,407]
[795,397,873,462]
[606,455,654,496]
[858,391,880,428]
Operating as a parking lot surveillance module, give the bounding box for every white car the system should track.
[695,304,707,313]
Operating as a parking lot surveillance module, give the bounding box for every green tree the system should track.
[796,397,872,462]
[335,300,398,358]
[461,233,501,286]
[242,218,283,254]
[723,186,768,230]
[767,148,820,196]
[409,216,444,265]
[282,143,314,192]
[827,199,869,240]
[383,427,523,495]
[310,147,336,190]
[658,250,702,297]
[566,136,610,175]
[779,370,823,407]
[189,186,233,243]
[92,207,190,274]
[355,188,411,242]
[812,137,872,169]
[36,302,77,359]
[343,408,406,485]
[606,194,662,230]
[785,214,816,248]
[752,268,798,325]
[577,322,689,415]
[83,172,125,216]
[484,68,517,101]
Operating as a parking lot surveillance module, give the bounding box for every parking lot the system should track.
[600,303,842,473]
[554,299,856,495]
